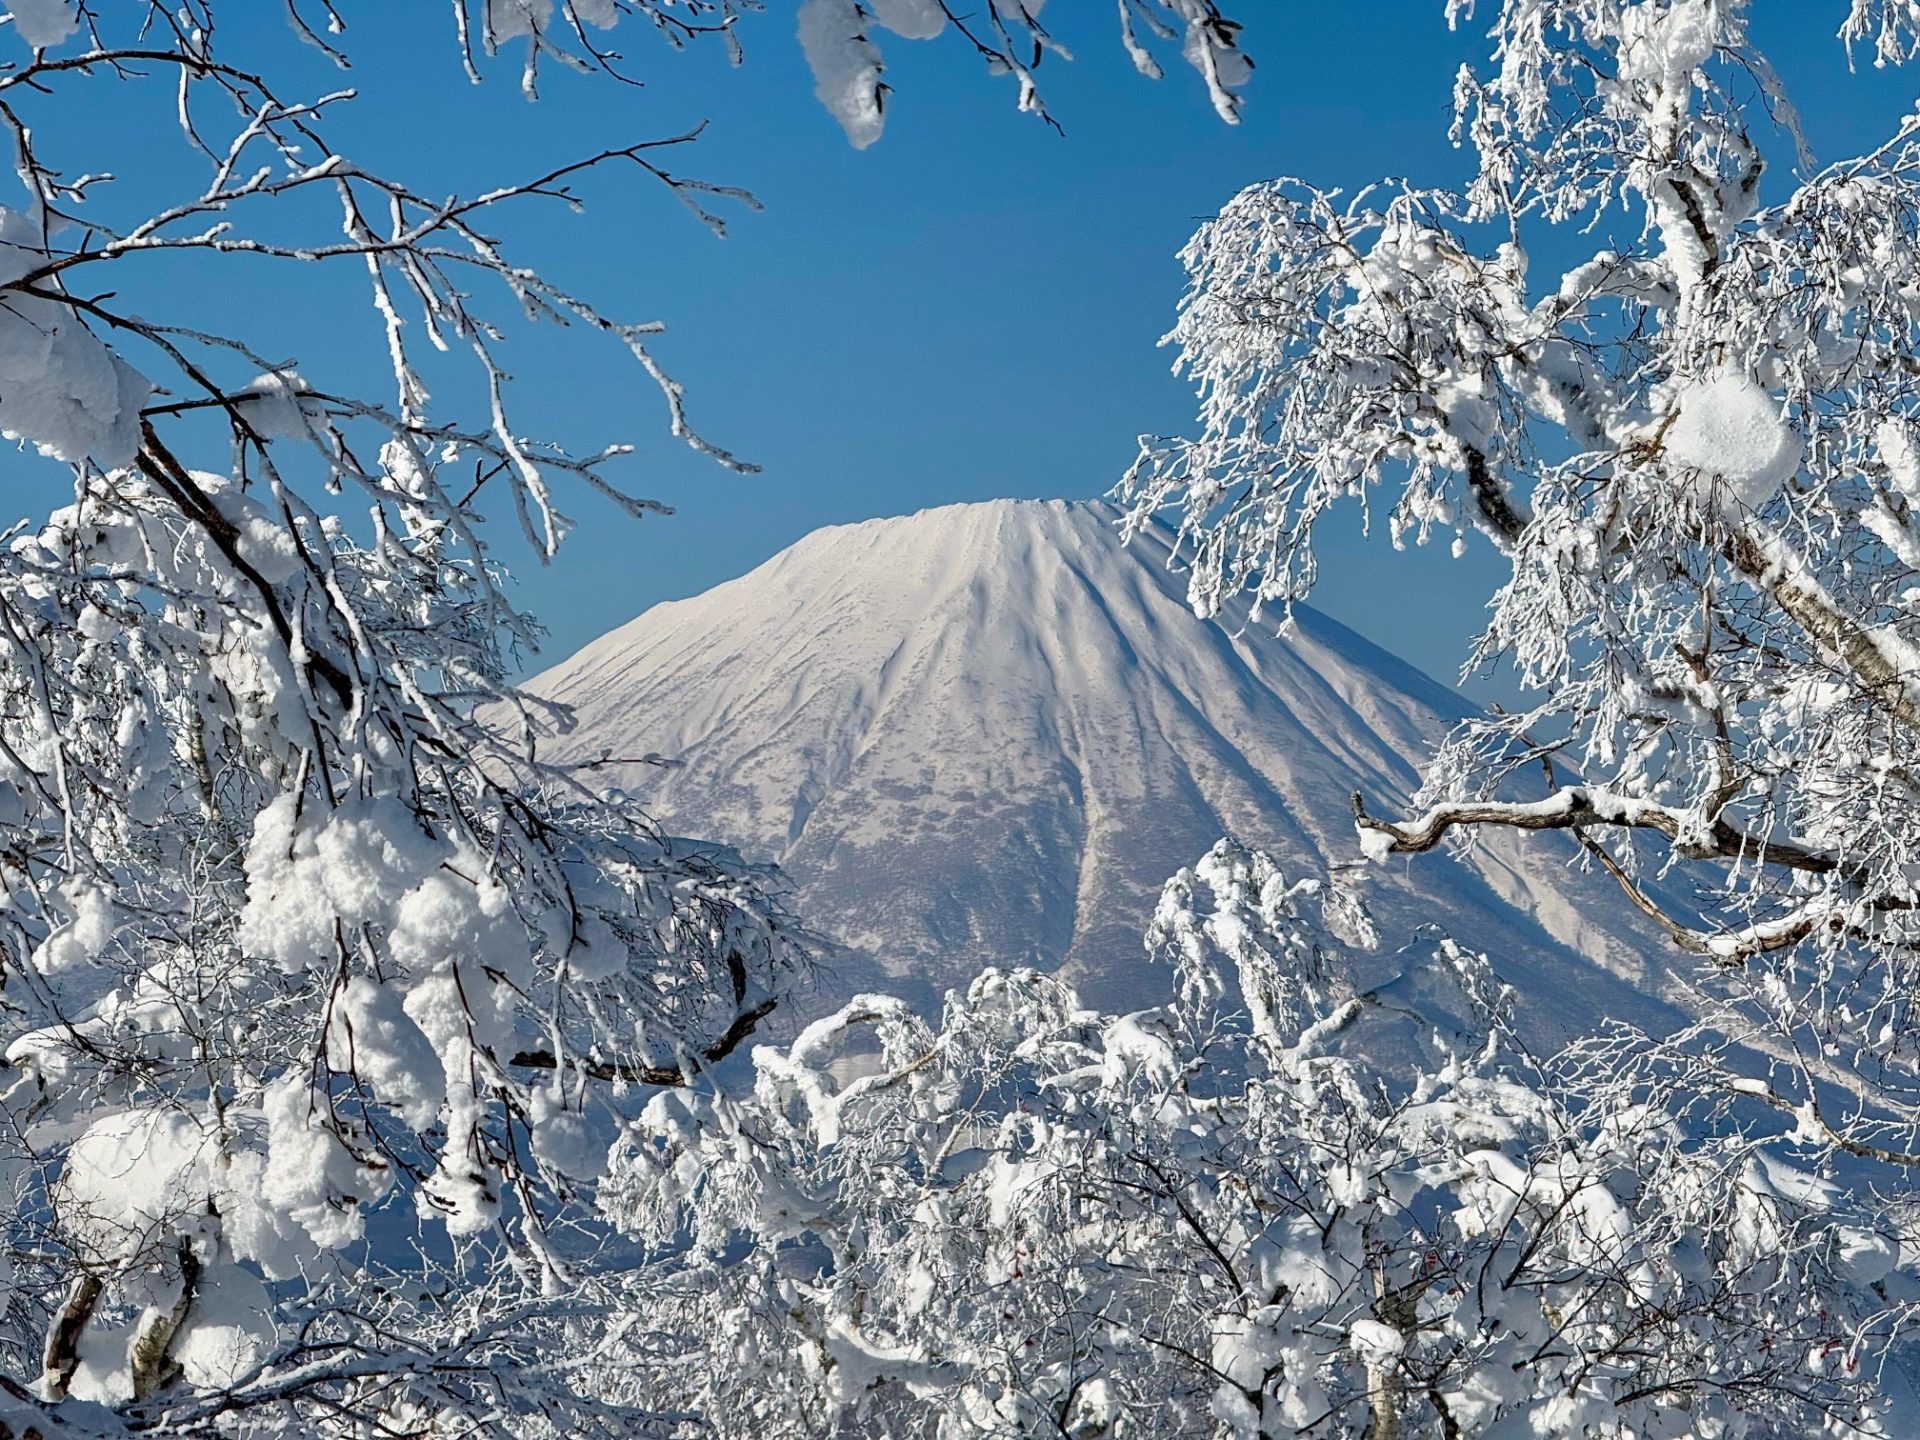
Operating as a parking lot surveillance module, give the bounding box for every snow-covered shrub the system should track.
[605,842,1907,1437]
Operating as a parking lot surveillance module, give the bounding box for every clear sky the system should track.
[15,3,1920,690]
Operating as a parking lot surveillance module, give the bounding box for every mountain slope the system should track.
[521,499,1675,1035]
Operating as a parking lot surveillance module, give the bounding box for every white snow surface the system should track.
[797,0,886,149]
[7,0,77,50]
[521,499,1679,1035]
[1666,372,1802,507]
[867,0,946,40]
[0,209,148,466]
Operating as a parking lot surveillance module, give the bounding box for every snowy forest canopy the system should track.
[3,2,1920,1438]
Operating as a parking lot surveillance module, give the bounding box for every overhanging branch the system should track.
[1350,786,1837,874]
[508,997,777,1087]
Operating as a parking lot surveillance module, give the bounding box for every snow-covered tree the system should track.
[611,840,1911,1436]
[0,3,1250,1434]
[29,0,1912,1433]
[1122,0,1920,1247]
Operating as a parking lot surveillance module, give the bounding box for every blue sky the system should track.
[17,3,1920,688]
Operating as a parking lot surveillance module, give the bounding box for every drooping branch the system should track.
[508,996,777,1087]
[136,422,355,710]
[1464,444,1527,547]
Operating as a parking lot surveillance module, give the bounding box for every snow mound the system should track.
[517,499,1681,1039]
[1666,372,1801,507]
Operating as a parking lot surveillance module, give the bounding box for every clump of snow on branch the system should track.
[797,0,890,149]
[0,209,148,464]
[796,0,1251,146]
[6,0,78,50]
[1664,370,1802,508]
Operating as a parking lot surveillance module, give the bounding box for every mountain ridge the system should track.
[523,498,1675,1036]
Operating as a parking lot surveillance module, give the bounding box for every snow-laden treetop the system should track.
[1124,0,1920,1229]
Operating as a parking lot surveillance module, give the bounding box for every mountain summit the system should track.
[522,499,1670,1031]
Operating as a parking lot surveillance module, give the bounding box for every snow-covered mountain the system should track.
[521,499,1676,1037]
